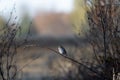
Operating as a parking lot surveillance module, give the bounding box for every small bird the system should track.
[58,45,67,55]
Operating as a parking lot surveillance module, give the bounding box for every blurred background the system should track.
[0,0,93,80]
[0,0,89,37]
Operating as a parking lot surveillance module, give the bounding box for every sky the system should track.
[0,0,74,19]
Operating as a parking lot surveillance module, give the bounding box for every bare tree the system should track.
[0,7,27,80]
[0,21,18,80]
[87,0,120,80]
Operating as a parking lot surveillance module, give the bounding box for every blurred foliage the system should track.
[16,12,31,38]
[0,16,5,28]
[0,14,31,39]
[70,0,89,37]
[0,16,6,35]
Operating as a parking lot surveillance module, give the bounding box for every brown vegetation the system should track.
[87,0,120,80]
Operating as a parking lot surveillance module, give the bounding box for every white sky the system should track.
[0,0,74,18]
